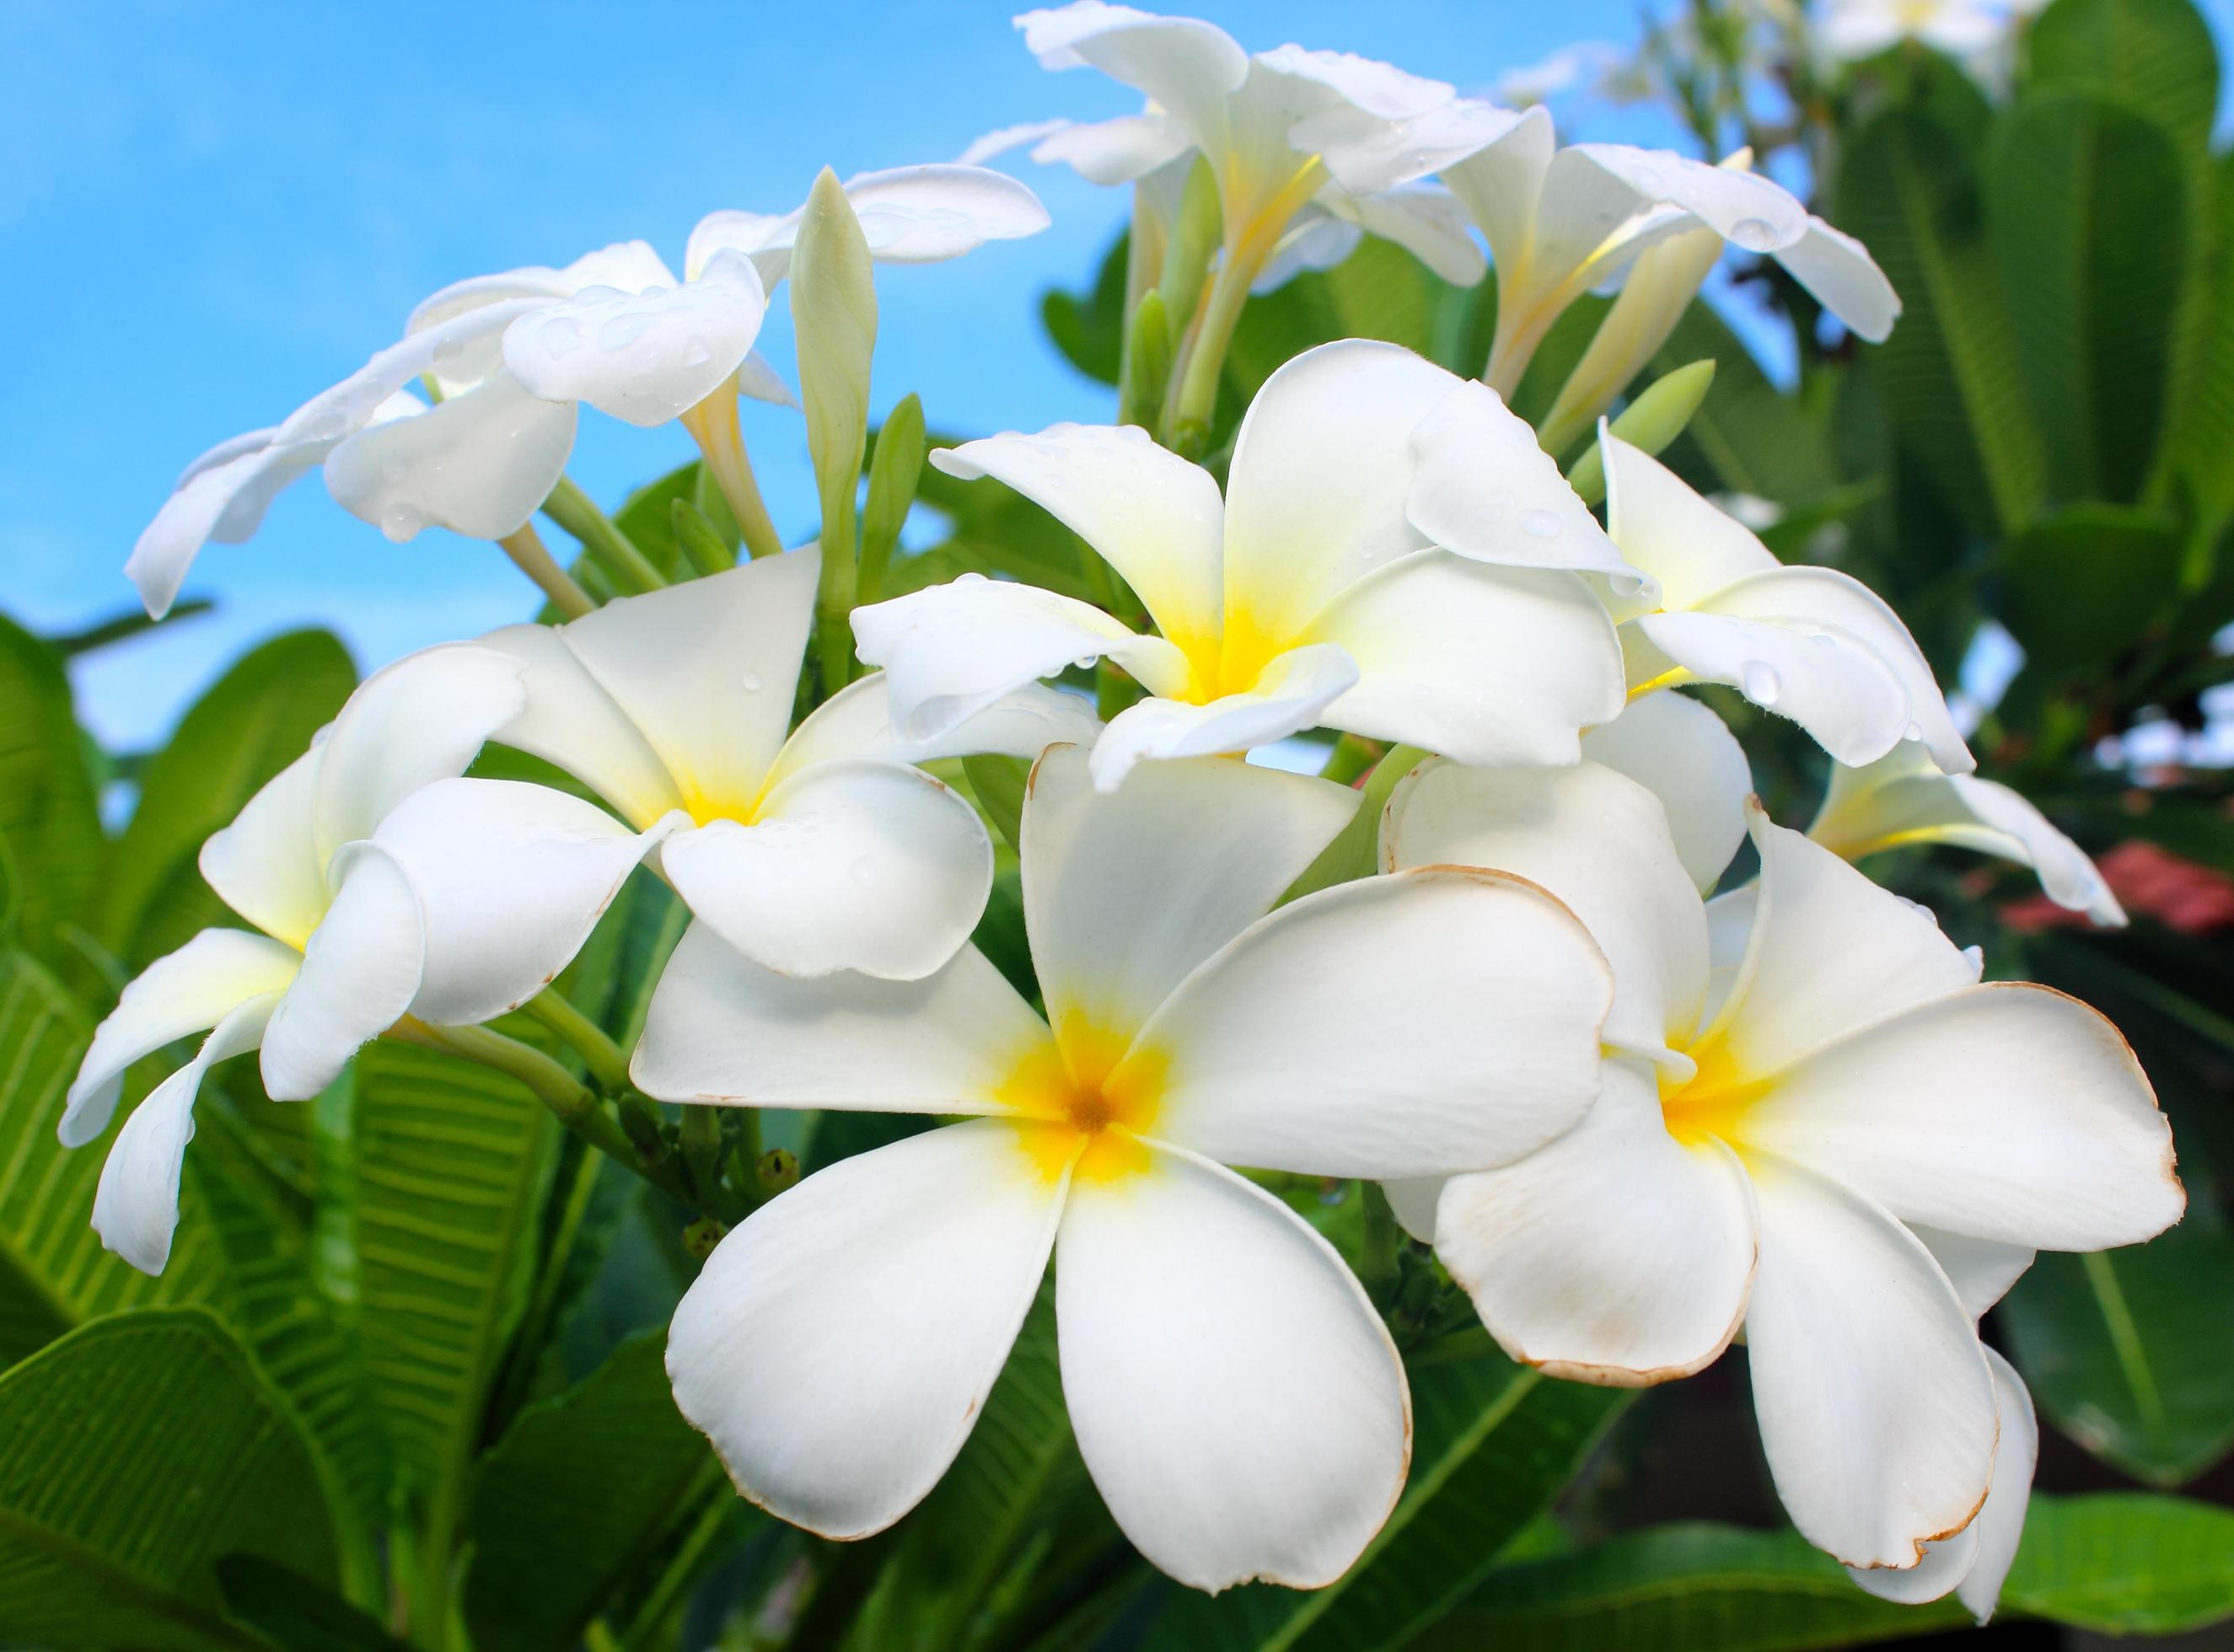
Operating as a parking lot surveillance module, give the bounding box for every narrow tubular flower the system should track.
[987,3,1490,292]
[635,748,1614,1590]
[1381,756,2182,1587]
[395,548,1098,984]
[1809,738,2126,926]
[1599,431,1975,775]
[853,340,1629,791]
[56,645,631,1274]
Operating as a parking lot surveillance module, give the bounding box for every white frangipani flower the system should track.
[1810,738,2127,926]
[1381,755,2181,1579]
[636,748,1615,1590]
[57,645,636,1274]
[988,3,1490,289]
[1601,432,1974,775]
[1818,0,2013,63]
[401,549,1097,984]
[853,341,1630,791]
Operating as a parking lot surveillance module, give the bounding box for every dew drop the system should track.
[1072,655,1098,670]
[1740,660,1781,706]
[1729,217,1778,253]
[1519,508,1562,540]
[308,410,347,442]
[432,334,465,364]
[1608,571,1650,600]
[599,313,652,350]
[682,335,714,369]
[381,502,425,542]
[742,669,764,693]
[540,317,587,357]
[1904,720,1925,743]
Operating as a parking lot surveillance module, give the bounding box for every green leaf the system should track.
[1839,109,2048,534]
[610,461,706,582]
[861,392,927,603]
[1650,306,1839,505]
[961,754,1030,852]
[2000,1217,2234,1485]
[1996,504,2183,676]
[342,1041,561,1550]
[97,630,356,970]
[1152,1351,1630,1649]
[2001,1491,2234,1632]
[463,1333,728,1652]
[0,947,218,1365]
[1413,1523,1968,1651]
[1565,361,1716,507]
[2029,0,2220,160]
[1225,238,1442,410]
[1040,233,1129,388]
[671,497,737,578]
[45,598,215,657]
[0,1307,341,1650]
[0,613,103,968]
[1988,91,2189,503]
[216,1557,412,1652]
[2157,150,2234,546]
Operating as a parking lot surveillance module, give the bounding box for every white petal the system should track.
[1221,341,1456,646]
[1383,757,1708,1055]
[1323,181,1487,286]
[371,778,684,1026]
[258,845,425,1102]
[1780,217,1900,343]
[662,760,991,982]
[1018,4,1250,147]
[558,239,679,292]
[1382,1175,1445,1245]
[1582,691,1752,893]
[956,117,1074,167]
[1914,1226,2036,1321]
[553,550,818,819]
[62,929,302,1147]
[1705,811,1982,1075]
[1737,982,2183,1251]
[91,994,281,1275]
[501,250,770,427]
[478,623,680,829]
[1435,1058,1755,1383]
[1600,432,1776,609]
[1743,1152,1999,1570]
[1253,206,1364,292]
[310,642,528,862]
[1131,866,1608,1178]
[669,1118,1066,1538]
[1690,566,1971,774]
[126,435,321,619]
[851,577,1191,743]
[1031,111,1197,185]
[770,673,1098,786]
[271,298,547,448]
[1293,92,1528,196]
[682,210,792,283]
[1087,645,1357,792]
[1404,379,1639,577]
[199,748,330,950]
[1306,552,1624,769]
[405,265,578,335]
[734,350,797,408]
[1845,1504,1983,1606]
[1441,105,1558,281]
[1565,142,1810,255]
[1956,775,2123,921]
[631,925,1048,1113]
[1056,1142,1407,1591]
[1629,605,1913,770]
[325,371,578,542]
[841,164,1052,261]
[1021,746,1356,1047]
[927,423,1225,661]
[1957,1349,2038,1624]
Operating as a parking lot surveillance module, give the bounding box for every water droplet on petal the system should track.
[682,335,714,369]
[1073,655,1098,670]
[381,502,424,542]
[1608,571,1649,599]
[599,312,652,350]
[1904,720,1925,743]
[1520,508,1562,540]
[1729,217,1778,253]
[432,334,465,364]
[309,410,347,442]
[540,316,587,357]
[742,669,764,693]
[1740,660,1781,706]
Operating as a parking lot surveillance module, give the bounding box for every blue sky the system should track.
[4,1,2227,751]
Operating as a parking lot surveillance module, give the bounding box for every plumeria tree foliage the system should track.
[3,0,2231,1648]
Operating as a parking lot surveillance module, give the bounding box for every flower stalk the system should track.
[542,475,669,593]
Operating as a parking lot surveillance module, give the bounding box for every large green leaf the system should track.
[1839,109,2047,535]
[1152,1350,1630,1649]
[0,614,103,969]
[2001,1491,2234,1632]
[342,1039,561,1552]
[463,1333,728,1652]
[1224,238,1442,405]
[1411,1523,1967,1650]
[1040,233,1128,389]
[2000,1216,2234,1486]
[1988,91,2189,504]
[0,1307,340,1650]
[2028,0,2220,161]
[96,630,356,971]
[0,947,217,1365]
[1651,305,1841,506]
[1996,504,2184,677]
[2157,150,2234,544]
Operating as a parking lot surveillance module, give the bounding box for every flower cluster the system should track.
[72,0,2179,1621]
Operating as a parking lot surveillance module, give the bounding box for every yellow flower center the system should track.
[1656,1035,1769,1150]
[997,1013,1170,1185]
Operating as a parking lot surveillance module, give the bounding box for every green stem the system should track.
[523,989,631,1092]
[496,523,595,619]
[814,553,858,702]
[1359,1182,1399,1312]
[1320,732,1383,787]
[680,1104,723,1210]
[543,475,669,593]
[1164,255,1254,458]
[681,378,787,560]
